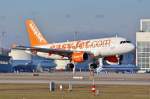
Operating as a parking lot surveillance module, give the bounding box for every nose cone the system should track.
[129,44,135,51]
[117,43,135,55]
[125,43,135,52]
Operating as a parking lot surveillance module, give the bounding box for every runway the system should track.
[0,72,150,85]
[0,79,150,85]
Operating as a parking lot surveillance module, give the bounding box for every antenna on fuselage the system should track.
[115,34,118,38]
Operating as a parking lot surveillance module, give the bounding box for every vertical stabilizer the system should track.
[26,19,48,47]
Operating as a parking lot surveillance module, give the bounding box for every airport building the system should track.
[9,48,56,72]
[9,48,32,60]
[0,48,12,72]
[136,19,150,72]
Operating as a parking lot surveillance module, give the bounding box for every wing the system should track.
[14,46,73,57]
[14,46,92,58]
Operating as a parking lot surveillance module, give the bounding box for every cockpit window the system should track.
[120,41,131,44]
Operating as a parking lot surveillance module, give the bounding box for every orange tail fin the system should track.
[26,19,48,47]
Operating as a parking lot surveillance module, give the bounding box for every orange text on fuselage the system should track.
[49,39,111,50]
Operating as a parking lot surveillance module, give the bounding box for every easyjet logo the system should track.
[29,23,46,43]
[49,39,111,50]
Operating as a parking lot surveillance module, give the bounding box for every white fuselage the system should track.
[29,37,134,60]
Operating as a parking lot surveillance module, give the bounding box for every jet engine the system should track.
[71,52,88,63]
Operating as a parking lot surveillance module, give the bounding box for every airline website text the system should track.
[49,39,111,50]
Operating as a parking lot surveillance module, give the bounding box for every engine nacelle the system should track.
[71,52,88,63]
[89,63,98,70]
[66,63,74,71]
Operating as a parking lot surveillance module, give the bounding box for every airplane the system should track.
[15,19,135,71]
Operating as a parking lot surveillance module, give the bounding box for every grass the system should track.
[0,84,149,99]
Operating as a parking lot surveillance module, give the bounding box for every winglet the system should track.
[26,19,48,47]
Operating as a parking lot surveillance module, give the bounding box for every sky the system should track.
[0,0,149,48]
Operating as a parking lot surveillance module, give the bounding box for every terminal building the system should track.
[136,19,150,72]
[9,48,56,72]
[0,48,12,72]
